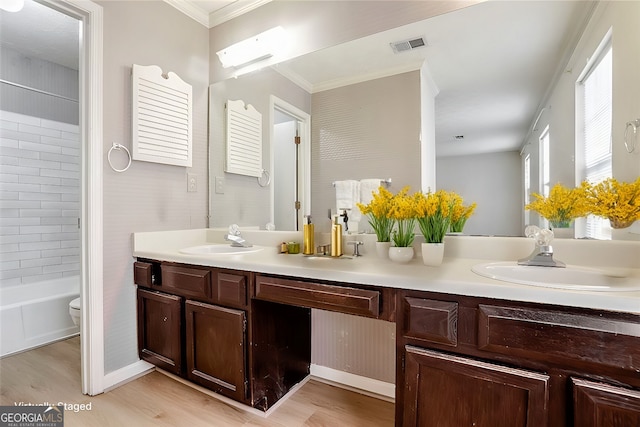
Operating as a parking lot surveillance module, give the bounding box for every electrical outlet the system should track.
[215,176,225,194]
[187,173,197,192]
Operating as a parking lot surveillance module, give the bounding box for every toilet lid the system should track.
[70,297,80,310]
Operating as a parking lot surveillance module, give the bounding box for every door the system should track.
[185,300,247,402]
[137,288,183,374]
[270,95,311,231]
[403,345,549,427]
[572,378,640,426]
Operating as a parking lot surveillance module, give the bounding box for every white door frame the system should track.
[41,0,104,395]
[269,95,311,229]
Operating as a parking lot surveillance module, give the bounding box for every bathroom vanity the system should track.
[132,229,640,426]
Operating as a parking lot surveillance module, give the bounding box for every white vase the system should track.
[421,242,444,266]
[375,241,391,259]
[388,246,414,263]
[552,227,573,239]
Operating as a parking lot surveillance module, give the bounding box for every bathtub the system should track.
[1,276,80,357]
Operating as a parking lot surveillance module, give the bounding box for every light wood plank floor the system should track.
[0,337,394,426]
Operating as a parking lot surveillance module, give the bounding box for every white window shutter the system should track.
[132,64,192,167]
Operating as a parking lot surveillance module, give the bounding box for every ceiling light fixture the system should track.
[0,0,24,12]
[216,26,286,69]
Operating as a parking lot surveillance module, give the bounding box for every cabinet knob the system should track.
[163,316,168,322]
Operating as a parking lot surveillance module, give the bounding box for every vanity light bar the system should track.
[216,26,286,69]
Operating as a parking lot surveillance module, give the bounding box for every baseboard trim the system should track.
[310,364,395,402]
[103,359,154,392]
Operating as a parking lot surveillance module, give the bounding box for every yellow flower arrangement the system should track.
[586,177,640,229]
[387,187,417,247]
[357,186,395,242]
[525,182,590,228]
[449,193,477,233]
[415,190,455,243]
[359,186,478,246]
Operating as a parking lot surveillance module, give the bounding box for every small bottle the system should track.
[303,215,314,255]
[330,215,343,257]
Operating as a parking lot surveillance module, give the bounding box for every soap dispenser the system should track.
[330,215,343,257]
[303,215,314,255]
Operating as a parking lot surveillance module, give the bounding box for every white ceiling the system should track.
[0,0,79,70]
[1,0,594,158]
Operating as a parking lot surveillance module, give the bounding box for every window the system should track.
[524,154,531,226]
[578,38,612,239]
[539,126,550,228]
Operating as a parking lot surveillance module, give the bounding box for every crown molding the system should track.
[209,0,272,28]
[163,0,209,27]
[163,0,271,28]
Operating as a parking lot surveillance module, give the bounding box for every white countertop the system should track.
[132,229,640,315]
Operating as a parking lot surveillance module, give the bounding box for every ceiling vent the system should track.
[390,36,427,54]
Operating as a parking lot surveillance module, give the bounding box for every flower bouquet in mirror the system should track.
[357,186,395,242]
[586,177,640,229]
[525,182,590,229]
[449,193,477,233]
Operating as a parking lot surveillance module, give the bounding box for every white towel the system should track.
[360,179,384,206]
[335,180,361,223]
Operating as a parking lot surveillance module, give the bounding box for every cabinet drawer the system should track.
[255,275,380,318]
[402,297,458,346]
[215,272,248,309]
[134,261,154,288]
[478,305,640,370]
[160,264,211,300]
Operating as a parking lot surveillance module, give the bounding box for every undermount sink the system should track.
[179,244,263,255]
[472,262,640,292]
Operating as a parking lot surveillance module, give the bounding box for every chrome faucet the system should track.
[225,224,252,247]
[518,226,565,268]
[225,233,252,248]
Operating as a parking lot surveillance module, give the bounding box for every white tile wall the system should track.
[0,110,80,287]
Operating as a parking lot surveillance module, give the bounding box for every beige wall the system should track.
[311,71,422,233]
[99,0,209,373]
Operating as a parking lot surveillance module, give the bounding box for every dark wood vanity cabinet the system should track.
[135,258,640,424]
[396,290,640,427]
[136,287,183,374]
[134,261,253,405]
[185,300,248,402]
[572,378,640,427]
[403,345,549,426]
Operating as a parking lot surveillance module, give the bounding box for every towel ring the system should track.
[108,143,132,172]
[624,119,639,153]
[257,169,271,187]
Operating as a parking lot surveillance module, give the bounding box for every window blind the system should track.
[581,46,612,239]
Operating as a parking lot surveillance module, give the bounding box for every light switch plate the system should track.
[215,176,225,194]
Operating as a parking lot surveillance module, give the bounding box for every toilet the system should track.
[69,297,81,327]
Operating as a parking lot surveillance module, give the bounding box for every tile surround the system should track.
[0,110,80,287]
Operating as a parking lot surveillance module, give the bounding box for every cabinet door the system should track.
[185,300,247,402]
[137,288,182,374]
[403,345,549,427]
[572,378,640,427]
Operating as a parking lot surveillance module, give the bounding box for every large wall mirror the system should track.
[209,1,640,238]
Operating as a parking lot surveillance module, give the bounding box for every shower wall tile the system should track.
[0,110,80,287]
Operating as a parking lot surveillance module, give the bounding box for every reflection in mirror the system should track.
[210,1,640,239]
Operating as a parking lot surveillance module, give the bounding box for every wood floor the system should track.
[0,337,395,426]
